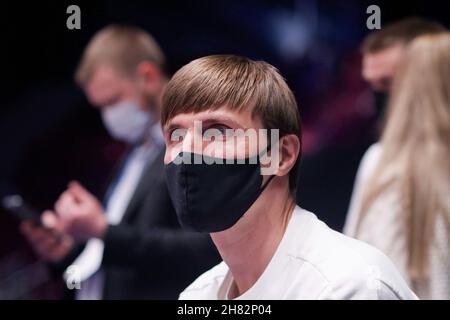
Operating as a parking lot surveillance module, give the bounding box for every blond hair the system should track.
[75,25,166,85]
[161,55,301,191]
[358,33,450,281]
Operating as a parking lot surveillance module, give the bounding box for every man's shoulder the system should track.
[179,261,228,300]
[290,208,417,299]
[180,208,417,300]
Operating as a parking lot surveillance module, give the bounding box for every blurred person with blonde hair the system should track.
[345,32,450,299]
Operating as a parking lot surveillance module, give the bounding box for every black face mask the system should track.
[165,152,275,233]
[373,91,389,119]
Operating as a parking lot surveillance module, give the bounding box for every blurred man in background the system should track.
[20,25,220,299]
[360,17,445,121]
[294,18,444,231]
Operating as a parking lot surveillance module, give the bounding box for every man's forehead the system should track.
[86,66,129,104]
[89,66,125,89]
[165,108,261,128]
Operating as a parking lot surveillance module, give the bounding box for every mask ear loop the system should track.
[260,174,276,191]
[258,131,279,191]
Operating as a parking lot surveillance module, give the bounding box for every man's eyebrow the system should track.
[163,122,182,133]
[198,115,246,129]
[164,114,247,131]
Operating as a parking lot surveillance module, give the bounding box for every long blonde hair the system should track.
[358,33,450,282]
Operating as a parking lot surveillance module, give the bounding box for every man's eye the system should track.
[170,128,186,142]
[105,96,121,106]
[216,127,228,135]
[216,125,234,135]
[204,126,232,140]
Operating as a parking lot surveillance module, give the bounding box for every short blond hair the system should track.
[161,55,302,191]
[75,25,166,85]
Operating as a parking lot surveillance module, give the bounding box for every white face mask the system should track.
[101,101,153,143]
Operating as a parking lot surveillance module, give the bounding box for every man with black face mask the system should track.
[20,25,220,299]
[161,54,417,299]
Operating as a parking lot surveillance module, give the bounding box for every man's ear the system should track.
[276,134,301,178]
[136,61,162,93]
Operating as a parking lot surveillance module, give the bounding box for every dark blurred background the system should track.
[0,0,448,299]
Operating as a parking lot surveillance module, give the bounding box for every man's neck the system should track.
[211,182,295,298]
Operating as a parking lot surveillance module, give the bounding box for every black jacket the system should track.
[57,146,221,299]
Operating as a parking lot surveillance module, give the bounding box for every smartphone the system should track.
[1,195,43,226]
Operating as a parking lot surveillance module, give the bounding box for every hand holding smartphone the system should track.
[2,195,43,226]
[2,194,66,250]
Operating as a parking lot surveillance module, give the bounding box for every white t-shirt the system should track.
[179,206,418,300]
